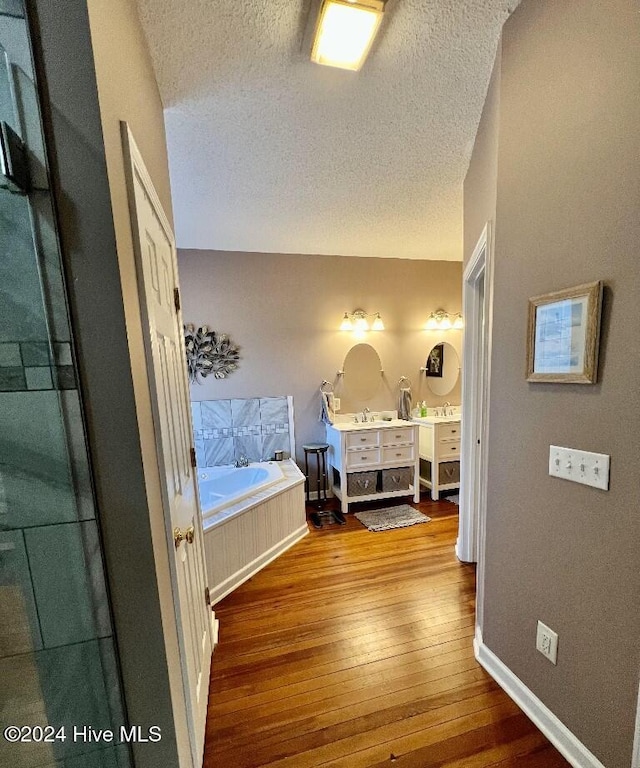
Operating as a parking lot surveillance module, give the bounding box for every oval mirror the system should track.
[342,343,382,403]
[424,341,460,397]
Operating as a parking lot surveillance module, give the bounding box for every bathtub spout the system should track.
[234,454,249,468]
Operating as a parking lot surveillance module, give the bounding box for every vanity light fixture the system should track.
[425,310,464,331]
[340,309,385,332]
[311,0,386,72]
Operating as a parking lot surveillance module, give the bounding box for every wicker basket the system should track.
[438,461,460,485]
[381,467,412,492]
[347,470,378,496]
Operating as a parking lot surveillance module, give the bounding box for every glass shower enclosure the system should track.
[0,2,131,766]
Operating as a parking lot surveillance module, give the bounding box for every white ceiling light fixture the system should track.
[311,0,386,72]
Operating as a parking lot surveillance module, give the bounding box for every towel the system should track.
[320,391,334,425]
[398,387,412,421]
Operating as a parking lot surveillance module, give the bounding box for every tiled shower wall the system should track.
[191,396,294,467]
[0,15,130,767]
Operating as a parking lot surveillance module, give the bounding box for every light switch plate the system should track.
[549,445,610,490]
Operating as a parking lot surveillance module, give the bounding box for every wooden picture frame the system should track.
[526,281,603,383]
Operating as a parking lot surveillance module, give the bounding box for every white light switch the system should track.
[549,445,610,490]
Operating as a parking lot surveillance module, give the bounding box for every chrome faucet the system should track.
[235,454,249,468]
[362,407,371,423]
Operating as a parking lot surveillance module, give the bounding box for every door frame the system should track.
[121,122,212,767]
[633,679,640,768]
[458,222,493,625]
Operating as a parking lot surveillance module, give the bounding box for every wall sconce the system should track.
[340,309,385,332]
[311,0,386,72]
[425,309,464,331]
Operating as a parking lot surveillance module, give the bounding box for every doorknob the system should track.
[174,526,195,548]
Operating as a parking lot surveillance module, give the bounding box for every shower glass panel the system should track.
[0,4,132,767]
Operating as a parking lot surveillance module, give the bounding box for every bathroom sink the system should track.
[412,414,461,425]
[331,419,411,431]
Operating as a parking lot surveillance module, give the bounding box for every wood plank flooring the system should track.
[204,494,570,768]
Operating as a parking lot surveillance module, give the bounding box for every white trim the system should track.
[458,222,493,570]
[632,678,640,768]
[474,628,607,768]
[209,524,308,605]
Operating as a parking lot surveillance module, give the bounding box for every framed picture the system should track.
[526,281,603,383]
[426,343,444,378]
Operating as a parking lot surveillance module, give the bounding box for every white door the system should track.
[122,125,212,767]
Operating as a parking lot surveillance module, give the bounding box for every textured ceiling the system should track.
[136,0,517,260]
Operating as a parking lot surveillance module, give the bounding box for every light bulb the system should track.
[339,312,353,331]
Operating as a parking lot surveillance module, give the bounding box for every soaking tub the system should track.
[198,461,285,520]
[199,460,307,604]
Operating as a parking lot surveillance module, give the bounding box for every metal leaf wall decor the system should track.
[184,324,241,383]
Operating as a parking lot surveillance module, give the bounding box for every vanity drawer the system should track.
[439,439,460,459]
[438,423,461,440]
[346,447,381,468]
[381,426,414,446]
[346,430,380,449]
[382,444,415,464]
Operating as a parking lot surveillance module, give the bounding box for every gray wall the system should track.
[178,250,463,463]
[471,2,640,766]
[463,39,500,267]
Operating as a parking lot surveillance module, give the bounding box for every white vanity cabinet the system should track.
[413,417,461,500]
[325,421,420,514]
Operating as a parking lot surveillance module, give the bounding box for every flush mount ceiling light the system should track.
[340,309,385,332]
[425,310,464,331]
[311,0,386,72]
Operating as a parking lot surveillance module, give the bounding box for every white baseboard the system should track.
[209,524,308,605]
[474,627,607,768]
[632,679,640,768]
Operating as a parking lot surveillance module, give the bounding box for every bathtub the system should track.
[199,459,307,604]
[198,461,285,520]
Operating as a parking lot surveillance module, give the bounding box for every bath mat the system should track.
[444,494,460,505]
[354,504,431,532]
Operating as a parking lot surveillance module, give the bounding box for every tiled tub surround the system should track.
[191,395,295,467]
[202,459,306,604]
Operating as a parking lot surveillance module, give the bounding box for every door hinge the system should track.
[174,287,181,312]
[190,447,197,468]
[205,586,211,606]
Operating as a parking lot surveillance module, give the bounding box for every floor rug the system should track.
[354,504,431,532]
[444,494,460,505]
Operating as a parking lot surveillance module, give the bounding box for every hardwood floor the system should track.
[204,493,570,767]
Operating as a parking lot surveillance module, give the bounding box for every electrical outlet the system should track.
[333,397,340,412]
[536,620,558,665]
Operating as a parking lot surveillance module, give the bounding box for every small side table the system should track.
[302,443,345,528]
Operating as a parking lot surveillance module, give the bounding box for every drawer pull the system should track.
[360,437,367,441]
[396,453,402,457]
[361,455,367,460]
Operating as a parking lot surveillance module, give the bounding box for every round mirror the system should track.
[342,343,383,403]
[424,342,460,397]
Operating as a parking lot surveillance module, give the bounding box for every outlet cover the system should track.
[536,620,558,665]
